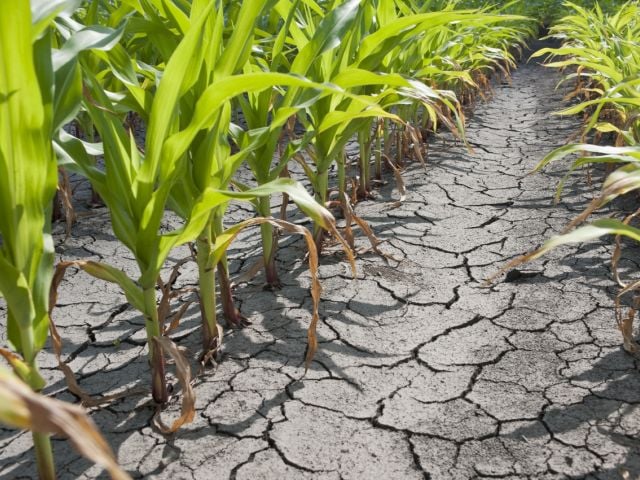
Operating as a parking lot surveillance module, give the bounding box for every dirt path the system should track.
[2,46,640,479]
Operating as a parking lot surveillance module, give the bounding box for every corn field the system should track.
[1,0,640,478]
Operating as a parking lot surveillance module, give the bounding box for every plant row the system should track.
[501,1,640,350]
[0,0,533,477]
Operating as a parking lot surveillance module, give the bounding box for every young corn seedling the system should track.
[62,3,347,419]
[492,1,640,356]
[58,3,228,411]
[0,0,125,475]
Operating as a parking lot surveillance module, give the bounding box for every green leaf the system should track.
[530,219,640,261]
[533,143,640,173]
[52,25,125,72]
[141,2,214,194]
[0,0,57,367]
[290,0,360,75]
[77,261,145,313]
[30,0,80,40]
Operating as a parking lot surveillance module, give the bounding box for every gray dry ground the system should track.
[3,47,640,480]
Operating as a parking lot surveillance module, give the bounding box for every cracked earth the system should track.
[3,44,640,479]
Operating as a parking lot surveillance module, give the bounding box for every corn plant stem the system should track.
[337,151,347,204]
[143,286,167,404]
[313,168,330,250]
[28,357,55,480]
[374,121,383,181]
[196,233,219,350]
[396,129,404,166]
[257,196,280,287]
[383,119,392,161]
[358,129,371,197]
[33,432,55,480]
[217,261,237,322]
[421,109,430,131]
[20,327,36,366]
[213,214,245,323]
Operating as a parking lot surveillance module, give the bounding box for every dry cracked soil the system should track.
[2,43,640,479]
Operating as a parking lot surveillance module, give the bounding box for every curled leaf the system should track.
[152,336,195,433]
[612,208,640,289]
[49,261,147,406]
[210,217,327,370]
[486,219,640,285]
[382,153,407,207]
[0,367,131,480]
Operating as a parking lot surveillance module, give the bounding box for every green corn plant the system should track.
[238,0,400,281]
[238,0,528,279]
[0,3,59,473]
[164,0,357,336]
[94,0,352,337]
[263,0,406,238]
[56,2,227,408]
[0,0,125,476]
[493,1,640,356]
[280,2,482,242]
[59,2,347,415]
[531,1,640,144]
[457,0,628,23]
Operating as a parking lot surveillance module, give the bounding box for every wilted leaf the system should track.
[152,336,195,433]
[0,367,131,480]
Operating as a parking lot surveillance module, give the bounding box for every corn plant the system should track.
[531,1,640,145]
[239,0,403,279]
[165,3,355,338]
[57,2,234,408]
[493,1,640,352]
[0,0,128,476]
[57,2,347,422]
[86,0,351,337]
[262,1,448,243]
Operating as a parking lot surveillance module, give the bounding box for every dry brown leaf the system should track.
[199,324,225,372]
[58,168,77,240]
[49,261,146,407]
[0,368,131,480]
[231,258,264,286]
[484,248,543,286]
[157,256,193,328]
[382,153,407,207]
[165,301,193,334]
[344,202,399,262]
[152,336,195,433]
[619,307,638,355]
[612,208,640,288]
[615,283,640,354]
[406,125,426,170]
[340,192,356,251]
[211,218,325,369]
[0,348,24,368]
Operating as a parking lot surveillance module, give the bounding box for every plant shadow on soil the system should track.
[0,220,404,478]
[15,162,640,477]
[505,347,640,478]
